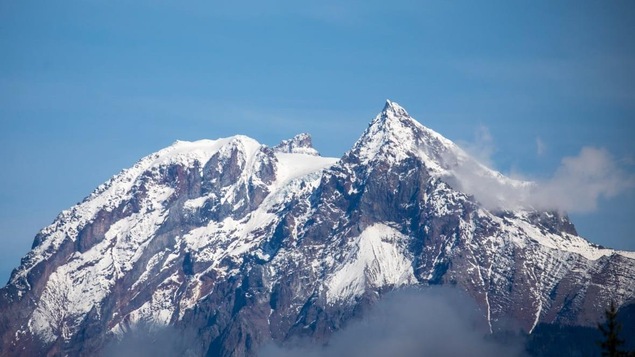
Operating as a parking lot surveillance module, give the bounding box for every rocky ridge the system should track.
[1,100,634,356]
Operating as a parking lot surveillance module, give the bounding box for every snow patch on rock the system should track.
[326,224,416,303]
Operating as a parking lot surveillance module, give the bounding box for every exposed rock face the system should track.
[272,133,319,156]
[1,101,634,356]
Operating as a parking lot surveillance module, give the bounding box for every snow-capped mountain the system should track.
[1,100,634,356]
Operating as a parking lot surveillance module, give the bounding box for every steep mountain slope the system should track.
[1,101,634,356]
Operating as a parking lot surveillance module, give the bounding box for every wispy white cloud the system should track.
[528,147,635,213]
[535,137,546,156]
[143,0,372,26]
[458,125,496,168]
[451,55,635,105]
[452,145,635,214]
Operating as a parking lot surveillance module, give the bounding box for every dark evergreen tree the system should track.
[598,301,626,357]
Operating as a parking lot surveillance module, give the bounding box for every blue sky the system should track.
[1,1,634,283]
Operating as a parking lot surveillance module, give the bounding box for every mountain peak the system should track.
[371,99,421,136]
[352,101,533,208]
[351,100,459,172]
[273,133,320,156]
[2,100,634,356]
[382,99,410,117]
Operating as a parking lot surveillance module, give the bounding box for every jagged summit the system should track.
[1,100,634,357]
[382,99,410,117]
[273,133,319,156]
[372,99,416,129]
[350,101,533,212]
[350,100,465,177]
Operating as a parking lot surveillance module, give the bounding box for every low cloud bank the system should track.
[102,322,198,357]
[259,287,525,357]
